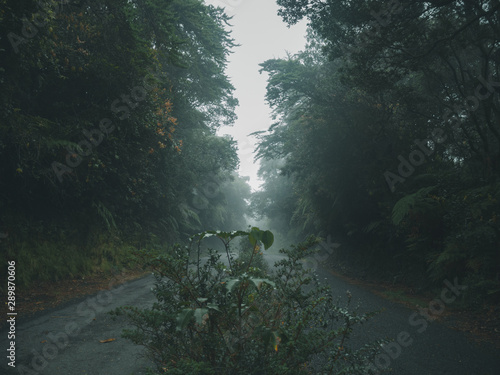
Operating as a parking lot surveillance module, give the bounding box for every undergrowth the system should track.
[112,228,384,374]
[0,222,136,289]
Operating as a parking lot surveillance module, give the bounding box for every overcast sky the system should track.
[205,0,307,191]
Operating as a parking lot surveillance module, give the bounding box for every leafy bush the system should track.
[234,234,270,276]
[112,228,382,374]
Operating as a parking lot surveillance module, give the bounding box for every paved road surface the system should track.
[1,253,499,374]
[1,274,156,375]
[266,253,500,375]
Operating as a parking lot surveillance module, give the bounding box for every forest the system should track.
[1,1,500,374]
[254,0,500,304]
[1,0,499,315]
[1,0,251,285]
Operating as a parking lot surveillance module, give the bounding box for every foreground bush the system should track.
[112,228,382,374]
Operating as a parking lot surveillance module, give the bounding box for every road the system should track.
[267,253,500,374]
[1,253,499,375]
[1,274,157,375]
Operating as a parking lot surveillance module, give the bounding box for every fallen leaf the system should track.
[99,338,116,343]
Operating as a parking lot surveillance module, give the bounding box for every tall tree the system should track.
[0,0,244,284]
[255,0,500,298]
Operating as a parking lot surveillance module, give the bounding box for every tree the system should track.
[0,0,243,285]
[261,0,500,300]
[255,37,398,240]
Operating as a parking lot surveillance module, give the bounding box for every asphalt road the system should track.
[1,253,499,375]
[1,274,157,375]
[272,253,500,375]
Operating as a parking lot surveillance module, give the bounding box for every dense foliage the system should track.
[253,1,500,303]
[113,229,382,375]
[0,0,250,285]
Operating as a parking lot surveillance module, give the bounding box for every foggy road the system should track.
[2,254,499,375]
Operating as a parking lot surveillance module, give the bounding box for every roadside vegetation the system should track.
[113,228,384,375]
[252,1,500,307]
[1,1,498,365]
[0,0,249,289]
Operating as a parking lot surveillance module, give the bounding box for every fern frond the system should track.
[392,186,436,226]
[41,138,79,150]
[363,220,383,234]
[92,201,117,230]
[179,204,201,226]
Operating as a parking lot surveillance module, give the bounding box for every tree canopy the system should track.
[253,1,500,302]
[0,0,250,284]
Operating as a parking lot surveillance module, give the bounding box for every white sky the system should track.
[206,0,307,191]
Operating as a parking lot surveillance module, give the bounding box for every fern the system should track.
[92,201,117,230]
[179,203,202,228]
[41,138,79,150]
[212,204,227,225]
[392,186,436,226]
[159,217,178,232]
[292,196,318,231]
[362,220,383,234]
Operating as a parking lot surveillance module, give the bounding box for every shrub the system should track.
[234,234,270,276]
[112,228,382,374]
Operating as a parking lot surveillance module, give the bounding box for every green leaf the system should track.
[176,309,195,331]
[230,230,251,238]
[249,278,276,290]
[255,326,280,351]
[194,308,208,325]
[261,230,274,250]
[392,186,436,226]
[226,278,240,292]
[248,227,259,247]
[191,230,249,243]
[207,303,221,312]
[248,227,274,249]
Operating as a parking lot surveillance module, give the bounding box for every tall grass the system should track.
[0,222,136,290]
